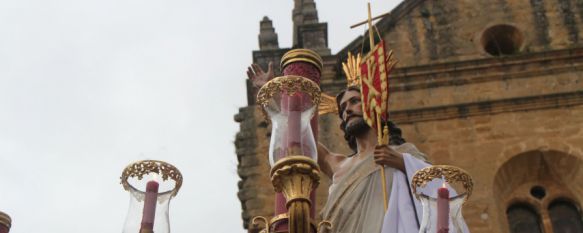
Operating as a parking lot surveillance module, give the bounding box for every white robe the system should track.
[321,143,470,233]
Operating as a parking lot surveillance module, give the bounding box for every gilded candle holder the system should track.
[252,60,331,232]
[252,156,332,233]
[411,165,473,233]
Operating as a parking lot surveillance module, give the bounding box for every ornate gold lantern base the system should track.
[253,156,331,233]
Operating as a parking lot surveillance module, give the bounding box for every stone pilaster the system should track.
[297,23,331,56]
[301,0,319,24]
[290,0,331,55]
[258,16,279,51]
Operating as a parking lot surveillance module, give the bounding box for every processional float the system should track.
[252,2,474,233]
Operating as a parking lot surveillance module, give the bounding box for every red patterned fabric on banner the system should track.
[359,40,389,131]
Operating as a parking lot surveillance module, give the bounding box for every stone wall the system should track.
[398,105,583,233]
[375,0,583,67]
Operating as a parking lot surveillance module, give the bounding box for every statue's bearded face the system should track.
[339,90,370,137]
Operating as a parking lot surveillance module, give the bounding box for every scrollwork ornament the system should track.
[256,75,322,109]
[411,165,473,201]
[250,213,331,233]
[317,220,333,233]
[120,160,183,197]
[252,216,270,233]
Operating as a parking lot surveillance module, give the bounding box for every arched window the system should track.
[549,200,583,233]
[507,204,543,233]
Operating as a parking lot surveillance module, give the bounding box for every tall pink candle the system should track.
[437,183,450,233]
[141,180,159,231]
[286,94,302,153]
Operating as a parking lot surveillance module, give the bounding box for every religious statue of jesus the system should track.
[318,84,427,233]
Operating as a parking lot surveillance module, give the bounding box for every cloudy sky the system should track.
[0,0,399,232]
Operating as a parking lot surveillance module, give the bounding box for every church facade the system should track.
[234,0,583,232]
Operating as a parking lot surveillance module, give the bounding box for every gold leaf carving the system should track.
[411,165,473,201]
[120,160,183,197]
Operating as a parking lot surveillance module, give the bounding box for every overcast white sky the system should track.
[0,0,400,232]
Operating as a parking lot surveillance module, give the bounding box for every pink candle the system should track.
[437,182,450,233]
[140,180,159,231]
[286,94,302,153]
[274,50,322,232]
[274,93,303,232]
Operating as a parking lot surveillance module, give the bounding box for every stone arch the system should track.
[492,149,583,233]
[497,138,583,168]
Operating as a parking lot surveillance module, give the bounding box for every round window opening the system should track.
[481,25,523,56]
[530,186,546,200]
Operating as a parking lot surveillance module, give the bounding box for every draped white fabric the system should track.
[321,143,470,233]
[320,143,421,233]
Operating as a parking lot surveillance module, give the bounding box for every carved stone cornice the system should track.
[329,47,583,93]
[390,91,583,124]
[388,47,583,92]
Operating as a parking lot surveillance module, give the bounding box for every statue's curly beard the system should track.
[345,117,370,138]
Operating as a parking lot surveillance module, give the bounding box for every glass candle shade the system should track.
[411,165,473,233]
[418,193,468,233]
[256,75,321,167]
[120,160,183,233]
[267,91,317,166]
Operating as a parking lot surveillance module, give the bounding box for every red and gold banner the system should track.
[359,40,396,131]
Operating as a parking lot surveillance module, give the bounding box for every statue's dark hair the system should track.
[336,87,406,152]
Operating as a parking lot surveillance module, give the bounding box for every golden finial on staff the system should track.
[367,2,375,55]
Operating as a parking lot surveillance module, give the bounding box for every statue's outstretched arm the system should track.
[317,142,334,179]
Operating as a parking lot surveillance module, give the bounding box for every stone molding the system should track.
[390,91,583,124]
[329,47,583,93]
[388,47,583,92]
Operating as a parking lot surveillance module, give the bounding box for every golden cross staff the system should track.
[350,11,390,29]
[357,2,392,211]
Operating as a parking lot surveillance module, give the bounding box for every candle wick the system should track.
[441,175,447,188]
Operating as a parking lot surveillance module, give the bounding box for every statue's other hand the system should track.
[246,61,274,88]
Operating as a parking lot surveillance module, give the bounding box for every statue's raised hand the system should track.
[246,61,274,88]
